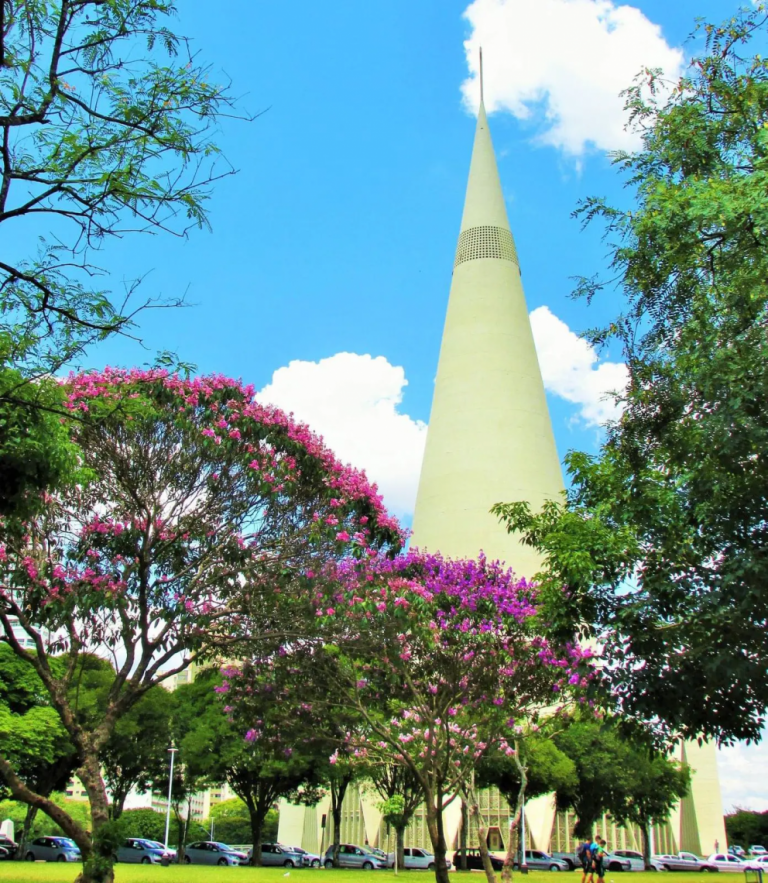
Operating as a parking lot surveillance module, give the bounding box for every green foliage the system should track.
[0,0,239,379]
[0,371,81,519]
[0,0,241,521]
[119,808,207,848]
[725,809,768,849]
[206,800,277,845]
[476,734,578,807]
[102,685,175,819]
[172,666,327,857]
[495,5,768,744]
[0,796,90,839]
[552,718,689,840]
[0,645,77,802]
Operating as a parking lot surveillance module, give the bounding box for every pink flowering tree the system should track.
[300,551,593,883]
[0,368,402,883]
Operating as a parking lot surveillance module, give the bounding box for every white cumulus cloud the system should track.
[461,0,685,155]
[718,735,768,814]
[530,305,628,425]
[258,353,427,518]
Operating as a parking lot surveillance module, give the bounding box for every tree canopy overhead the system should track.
[495,5,768,745]
[0,0,240,377]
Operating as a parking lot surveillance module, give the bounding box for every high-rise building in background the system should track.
[280,77,726,859]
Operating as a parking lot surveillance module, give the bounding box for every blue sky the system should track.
[80,0,764,813]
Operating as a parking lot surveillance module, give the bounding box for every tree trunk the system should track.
[641,823,652,870]
[330,775,351,867]
[16,804,38,859]
[468,794,497,883]
[512,742,528,875]
[396,825,406,870]
[502,807,521,883]
[248,807,268,867]
[460,800,468,871]
[75,755,115,883]
[424,790,451,883]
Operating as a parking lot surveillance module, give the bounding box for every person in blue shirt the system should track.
[578,839,593,883]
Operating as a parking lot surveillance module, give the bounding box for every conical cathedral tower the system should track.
[278,73,726,859]
[410,96,562,574]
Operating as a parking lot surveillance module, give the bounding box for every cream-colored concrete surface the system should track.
[410,101,563,573]
[360,791,384,847]
[677,741,727,855]
[526,794,557,851]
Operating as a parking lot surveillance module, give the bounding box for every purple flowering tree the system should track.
[244,551,593,883]
[0,368,402,883]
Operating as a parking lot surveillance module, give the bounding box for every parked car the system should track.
[729,846,746,858]
[324,844,387,870]
[0,846,12,861]
[386,847,452,870]
[707,853,747,872]
[278,845,323,867]
[145,840,177,861]
[744,856,768,871]
[452,849,505,871]
[749,847,767,856]
[0,836,17,859]
[513,850,571,871]
[653,853,715,872]
[25,836,82,863]
[183,841,249,866]
[613,849,645,871]
[115,838,174,864]
[253,843,306,867]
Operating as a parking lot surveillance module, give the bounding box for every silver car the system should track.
[707,853,747,872]
[325,844,388,869]
[280,845,323,867]
[516,850,571,871]
[115,837,173,864]
[25,836,82,863]
[257,843,306,867]
[183,840,249,866]
[386,847,451,870]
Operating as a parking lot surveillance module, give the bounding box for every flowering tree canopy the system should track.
[0,368,402,883]
[234,550,593,883]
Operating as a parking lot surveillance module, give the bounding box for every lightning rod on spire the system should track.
[479,46,484,105]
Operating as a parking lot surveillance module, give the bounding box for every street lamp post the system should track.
[163,747,178,851]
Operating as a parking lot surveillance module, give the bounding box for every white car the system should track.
[386,847,451,871]
[744,855,768,870]
[749,847,767,857]
[707,853,747,872]
[613,849,644,871]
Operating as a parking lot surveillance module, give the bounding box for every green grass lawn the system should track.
[0,867,719,883]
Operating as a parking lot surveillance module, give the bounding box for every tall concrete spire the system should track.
[410,97,563,577]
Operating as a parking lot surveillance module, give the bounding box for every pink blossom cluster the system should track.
[64,368,404,542]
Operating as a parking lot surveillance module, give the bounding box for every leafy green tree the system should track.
[725,809,768,850]
[369,765,423,869]
[494,4,768,745]
[0,796,91,843]
[101,686,174,820]
[609,751,690,868]
[0,0,242,520]
[477,729,577,877]
[118,808,207,847]
[552,717,689,865]
[0,644,76,851]
[0,370,401,883]
[206,798,277,845]
[174,666,329,864]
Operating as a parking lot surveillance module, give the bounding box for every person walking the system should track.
[578,839,593,883]
[593,839,608,883]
